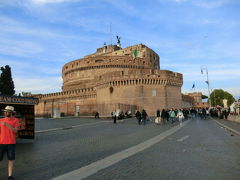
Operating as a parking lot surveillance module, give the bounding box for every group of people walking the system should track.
[136,108,185,126]
[134,107,214,126]
[112,107,227,125]
[135,109,148,125]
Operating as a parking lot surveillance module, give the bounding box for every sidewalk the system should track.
[213,117,240,136]
[228,114,240,123]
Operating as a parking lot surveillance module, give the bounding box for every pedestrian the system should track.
[202,108,206,119]
[135,110,142,125]
[95,112,99,118]
[112,111,117,124]
[0,106,20,180]
[166,109,170,122]
[177,109,184,126]
[169,109,176,124]
[155,109,161,125]
[161,109,166,124]
[141,109,147,125]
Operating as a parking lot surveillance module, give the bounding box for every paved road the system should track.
[86,118,240,180]
[0,117,239,180]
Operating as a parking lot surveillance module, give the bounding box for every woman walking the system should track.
[177,109,184,126]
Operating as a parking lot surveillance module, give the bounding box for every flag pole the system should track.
[201,65,211,107]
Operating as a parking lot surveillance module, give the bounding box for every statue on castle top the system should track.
[116,36,121,48]
[116,36,121,44]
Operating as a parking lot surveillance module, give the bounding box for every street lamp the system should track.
[201,65,211,107]
[211,88,216,107]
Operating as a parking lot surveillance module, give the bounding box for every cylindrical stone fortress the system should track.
[34,44,183,117]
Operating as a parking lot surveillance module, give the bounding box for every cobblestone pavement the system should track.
[0,117,180,180]
[0,117,239,180]
[85,118,240,180]
[35,117,110,131]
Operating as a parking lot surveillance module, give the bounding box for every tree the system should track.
[210,89,235,107]
[202,94,208,99]
[0,65,15,95]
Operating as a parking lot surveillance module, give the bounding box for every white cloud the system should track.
[30,0,79,4]
[174,0,188,3]
[14,76,62,94]
[193,0,236,8]
[0,58,30,69]
[104,0,138,17]
[0,15,74,39]
[158,0,238,8]
[0,38,43,57]
[161,63,240,84]
[223,87,240,98]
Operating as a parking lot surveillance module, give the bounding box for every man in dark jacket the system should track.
[141,109,147,125]
[135,110,142,125]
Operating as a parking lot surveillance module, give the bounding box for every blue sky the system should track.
[0,0,239,99]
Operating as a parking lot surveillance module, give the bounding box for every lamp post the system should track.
[211,88,216,107]
[201,65,211,107]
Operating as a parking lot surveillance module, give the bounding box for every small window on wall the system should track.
[121,71,124,76]
[152,90,156,96]
[109,86,114,94]
[95,59,104,63]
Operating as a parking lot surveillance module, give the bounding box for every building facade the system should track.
[34,44,184,117]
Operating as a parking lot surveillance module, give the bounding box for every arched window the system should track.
[95,59,104,63]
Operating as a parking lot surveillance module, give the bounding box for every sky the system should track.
[0,0,240,99]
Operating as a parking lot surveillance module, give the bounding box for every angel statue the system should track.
[116,36,121,44]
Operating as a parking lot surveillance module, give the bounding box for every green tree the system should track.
[210,89,235,107]
[0,65,15,95]
[202,94,208,99]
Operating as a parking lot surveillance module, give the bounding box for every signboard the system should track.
[0,95,38,105]
[0,95,38,139]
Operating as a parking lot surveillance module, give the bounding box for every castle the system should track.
[34,43,190,117]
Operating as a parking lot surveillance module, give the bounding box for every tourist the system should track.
[111,111,117,124]
[177,109,184,126]
[169,109,176,124]
[135,110,142,125]
[166,109,170,122]
[95,112,99,118]
[0,106,20,180]
[202,108,207,119]
[155,109,161,125]
[161,109,167,124]
[141,109,148,125]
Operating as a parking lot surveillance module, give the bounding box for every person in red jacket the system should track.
[0,106,20,180]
